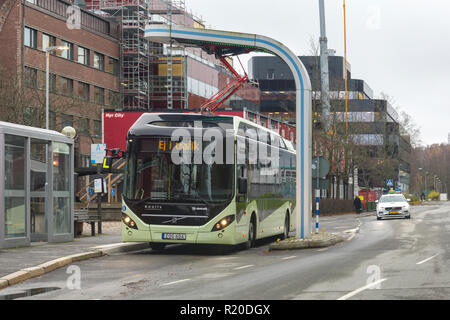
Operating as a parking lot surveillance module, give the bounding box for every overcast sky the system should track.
[186,0,450,146]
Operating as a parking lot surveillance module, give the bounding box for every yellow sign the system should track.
[158,140,200,152]
[102,157,109,169]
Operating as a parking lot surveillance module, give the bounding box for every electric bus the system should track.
[121,113,296,250]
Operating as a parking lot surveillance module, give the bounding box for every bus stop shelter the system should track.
[0,121,74,249]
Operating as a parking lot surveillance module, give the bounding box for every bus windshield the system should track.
[124,137,234,204]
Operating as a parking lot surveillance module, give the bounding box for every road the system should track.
[1,202,449,300]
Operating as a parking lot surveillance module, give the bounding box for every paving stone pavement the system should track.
[0,221,123,278]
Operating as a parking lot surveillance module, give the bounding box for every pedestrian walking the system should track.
[354,196,362,214]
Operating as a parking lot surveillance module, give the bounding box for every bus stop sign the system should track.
[91,144,106,165]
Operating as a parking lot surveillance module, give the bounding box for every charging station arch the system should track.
[145,25,312,239]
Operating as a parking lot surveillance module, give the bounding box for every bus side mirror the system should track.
[238,177,248,194]
[109,148,124,158]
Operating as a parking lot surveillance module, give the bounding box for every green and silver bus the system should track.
[121,113,296,250]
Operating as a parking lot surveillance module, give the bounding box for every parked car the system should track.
[376,194,411,220]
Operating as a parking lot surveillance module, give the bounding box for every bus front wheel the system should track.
[245,215,256,249]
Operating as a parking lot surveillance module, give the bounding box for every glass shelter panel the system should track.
[4,135,26,238]
[30,139,48,239]
[52,142,71,234]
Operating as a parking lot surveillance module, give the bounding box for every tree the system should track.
[0,63,96,131]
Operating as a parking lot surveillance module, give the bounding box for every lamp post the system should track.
[45,46,69,129]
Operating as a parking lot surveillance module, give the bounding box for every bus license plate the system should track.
[162,233,186,240]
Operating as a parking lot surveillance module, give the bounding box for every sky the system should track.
[185,0,450,146]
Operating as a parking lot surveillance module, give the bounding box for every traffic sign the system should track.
[312,156,330,178]
[91,144,106,165]
[386,179,394,187]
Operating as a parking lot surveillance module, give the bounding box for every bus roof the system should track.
[128,112,295,152]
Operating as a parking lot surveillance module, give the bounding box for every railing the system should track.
[27,0,120,39]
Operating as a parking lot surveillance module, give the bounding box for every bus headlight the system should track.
[122,213,138,230]
[211,215,235,232]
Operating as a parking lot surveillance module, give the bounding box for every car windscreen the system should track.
[379,195,406,203]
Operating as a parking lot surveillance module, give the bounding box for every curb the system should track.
[269,233,345,250]
[0,242,149,291]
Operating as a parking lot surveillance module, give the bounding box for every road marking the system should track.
[344,227,359,234]
[317,248,328,252]
[282,256,297,260]
[416,254,439,265]
[162,278,191,286]
[337,278,387,300]
[233,264,254,270]
[346,233,356,241]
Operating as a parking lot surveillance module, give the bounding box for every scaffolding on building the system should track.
[86,0,150,109]
[148,0,187,109]
[86,0,187,110]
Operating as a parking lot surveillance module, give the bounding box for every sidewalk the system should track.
[0,222,149,290]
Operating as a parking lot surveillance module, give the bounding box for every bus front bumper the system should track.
[122,223,242,246]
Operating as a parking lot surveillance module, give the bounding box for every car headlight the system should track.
[211,215,235,232]
[122,213,138,229]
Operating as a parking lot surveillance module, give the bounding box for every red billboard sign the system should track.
[103,111,143,151]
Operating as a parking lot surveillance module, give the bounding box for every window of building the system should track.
[78,118,90,136]
[38,71,56,92]
[49,74,56,93]
[59,40,74,60]
[77,46,89,65]
[93,120,101,138]
[59,77,73,96]
[24,107,36,127]
[50,111,57,130]
[108,90,120,107]
[61,114,73,128]
[78,82,90,101]
[24,27,37,49]
[94,86,105,105]
[93,52,104,71]
[106,57,119,75]
[42,33,56,52]
[24,67,37,88]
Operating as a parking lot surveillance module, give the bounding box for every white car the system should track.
[376,194,411,220]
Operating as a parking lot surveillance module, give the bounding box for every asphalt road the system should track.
[1,202,449,300]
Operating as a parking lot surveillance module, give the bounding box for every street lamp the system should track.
[45,46,69,130]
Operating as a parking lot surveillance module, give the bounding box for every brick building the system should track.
[0,0,121,170]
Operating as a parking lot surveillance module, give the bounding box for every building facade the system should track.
[0,0,121,170]
[249,54,411,196]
